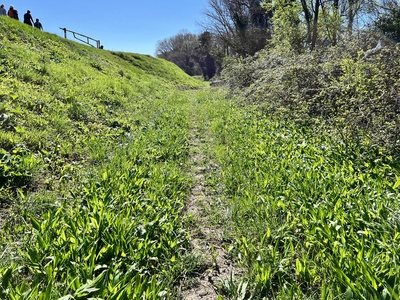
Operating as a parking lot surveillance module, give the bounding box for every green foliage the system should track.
[263,0,305,52]
[207,102,400,299]
[0,147,40,187]
[0,17,206,299]
[1,13,400,300]
[222,36,400,156]
[374,6,400,42]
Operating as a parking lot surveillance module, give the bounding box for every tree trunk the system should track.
[301,0,312,46]
[332,0,339,46]
[347,0,355,34]
[311,0,320,50]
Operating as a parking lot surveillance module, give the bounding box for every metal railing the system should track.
[60,27,102,49]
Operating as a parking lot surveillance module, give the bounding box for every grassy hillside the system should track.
[0,17,207,299]
[0,16,205,192]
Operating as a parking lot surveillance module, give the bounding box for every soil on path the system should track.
[180,102,241,299]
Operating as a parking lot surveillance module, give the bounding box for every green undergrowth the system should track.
[1,16,400,300]
[0,17,206,299]
[205,100,400,299]
[222,38,400,155]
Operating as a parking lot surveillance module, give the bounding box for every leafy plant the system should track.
[222,34,400,157]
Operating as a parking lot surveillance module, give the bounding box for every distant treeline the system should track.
[156,0,400,80]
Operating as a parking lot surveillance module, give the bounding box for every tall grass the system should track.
[2,95,191,299]
[0,17,205,299]
[207,101,400,298]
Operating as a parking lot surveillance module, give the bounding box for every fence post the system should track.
[60,27,102,49]
[60,27,67,39]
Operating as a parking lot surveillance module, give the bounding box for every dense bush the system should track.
[222,34,400,155]
[375,6,400,42]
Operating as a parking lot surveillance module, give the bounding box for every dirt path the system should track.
[0,201,9,230]
[0,209,6,230]
[180,99,240,299]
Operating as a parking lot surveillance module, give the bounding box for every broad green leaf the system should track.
[30,215,41,231]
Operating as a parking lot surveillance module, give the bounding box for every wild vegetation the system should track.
[212,3,400,295]
[206,102,400,298]
[1,8,400,300]
[0,18,206,299]
[222,35,400,155]
[157,0,400,81]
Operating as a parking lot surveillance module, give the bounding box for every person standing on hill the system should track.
[8,6,18,20]
[0,4,6,16]
[23,10,33,26]
[7,6,14,18]
[34,18,43,30]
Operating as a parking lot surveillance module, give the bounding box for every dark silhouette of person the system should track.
[7,6,19,20]
[23,10,33,26]
[34,18,43,30]
[0,4,6,16]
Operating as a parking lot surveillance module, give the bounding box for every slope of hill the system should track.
[0,17,207,299]
[0,16,206,191]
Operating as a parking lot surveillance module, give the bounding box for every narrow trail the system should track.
[0,210,5,230]
[181,97,240,299]
[0,202,8,230]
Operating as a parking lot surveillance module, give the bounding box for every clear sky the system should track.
[6,1,209,56]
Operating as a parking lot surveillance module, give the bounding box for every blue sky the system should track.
[6,1,209,56]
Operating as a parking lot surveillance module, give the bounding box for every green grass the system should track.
[1,16,400,300]
[0,17,205,299]
[204,103,400,299]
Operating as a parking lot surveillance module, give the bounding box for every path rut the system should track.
[180,100,240,299]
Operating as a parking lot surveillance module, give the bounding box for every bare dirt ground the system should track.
[0,203,8,230]
[180,121,241,300]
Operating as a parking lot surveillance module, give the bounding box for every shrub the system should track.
[222,34,400,155]
[374,6,400,42]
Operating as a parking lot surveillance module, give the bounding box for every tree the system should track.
[156,31,201,76]
[197,31,219,79]
[156,31,221,80]
[264,0,305,51]
[265,0,329,50]
[264,0,392,51]
[202,0,273,56]
[374,3,400,41]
